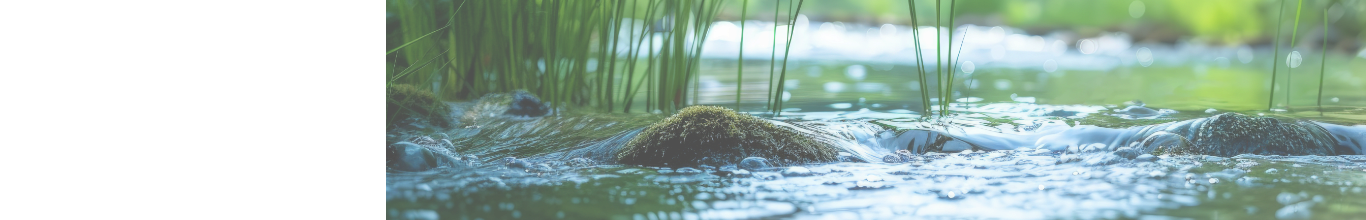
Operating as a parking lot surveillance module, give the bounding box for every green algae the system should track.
[617,106,838,167]
[388,84,454,128]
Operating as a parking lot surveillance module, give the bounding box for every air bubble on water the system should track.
[1043,59,1058,72]
[986,26,1005,44]
[824,82,847,93]
[1210,178,1220,184]
[1237,46,1255,63]
[1129,1,1146,18]
[1050,40,1067,56]
[830,103,853,109]
[846,65,867,81]
[961,61,976,74]
[879,24,897,38]
[1331,97,1339,103]
[1078,39,1098,54]
[947,191,957,198]
[1136,47,1154,67]
[1038,185,1045,191]
[782,91,791,102]
[1287,51,1303,68]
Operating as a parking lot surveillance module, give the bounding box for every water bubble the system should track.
[830,103,853,109]
[961,61,976,74]
[1237,46,1255,63]
[1331,97,1339,103]
[846,65,867,81]
[1214,57,1230,69]
[1210,178,1220,184]
[1049,40,1067,56]
[879,24,897,38]
[1287,51,1303,68]
[1078,39,1098,54]
[781,91,791,102]
[823,82,846,93]
[1038,185,1046,191]
[986,26,1005,43]
[1129,1,1146,18]
[990,45,1006,60]
[1043,59,1058,72]
[1136,47,1154,67]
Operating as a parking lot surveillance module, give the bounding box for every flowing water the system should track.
[388,24,1366,219]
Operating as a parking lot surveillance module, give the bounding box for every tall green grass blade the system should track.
[1286,0,1303,109]
[1268,0,1286,110]
[771,0,803,116]
[737,0,748,110]
[1316,8,1327,110]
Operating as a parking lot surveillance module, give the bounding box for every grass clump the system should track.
[387,84,453,128]
[616,106,837,167]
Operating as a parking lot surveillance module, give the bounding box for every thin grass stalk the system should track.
[907,0,931,116]
[941,0,955,117]
[1268,0,1286,110]
[767,0,781,110]
[604,0,626,111]
[622,0,661,113]
[737,0,748,110]
[772,0,803,116]
[1316,8,1327,110]
[1286,0,1304,109]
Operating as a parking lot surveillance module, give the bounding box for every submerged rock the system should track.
[1190,113,1338,156]
[506,90,549,117]
[387,84,454,128]
[1137,131,1191,155]
[463,90,549,121]
[616,106,838,167]
[739,157,772,170]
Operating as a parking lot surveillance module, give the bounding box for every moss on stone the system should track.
[1182,113,1338,156]
[616,106,838,167]
[387,84,453,128]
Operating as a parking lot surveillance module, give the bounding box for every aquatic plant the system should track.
[1315,8,1327,110]
[616,106,837,167]
[768,0,805,116]
[904,0,961,117]
[386,0,727,115]
[1267,0,1286,110]
[736,0,748,110]
[1285,0,1305,110]
[387,84,454,128]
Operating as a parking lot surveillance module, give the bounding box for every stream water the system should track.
[388,23,1366,219]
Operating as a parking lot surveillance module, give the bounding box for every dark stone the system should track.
[739,157,771,171]
[616,106,837,167]
[1172,113,1338,156]
[387,84,453,128]
[505,90,549,117]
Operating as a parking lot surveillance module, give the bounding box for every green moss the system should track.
[616,106,837,167]
[387,84,453,128]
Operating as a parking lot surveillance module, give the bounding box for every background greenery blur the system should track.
[386,0,1365,113]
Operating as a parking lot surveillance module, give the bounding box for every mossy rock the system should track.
[1184,113,1338,156]
[387,84,453,128]
[616,106,837,167]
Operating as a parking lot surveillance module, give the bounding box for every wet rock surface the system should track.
[505,90,548,117]
[616,106,838,167]
[1133,113,1341,156]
